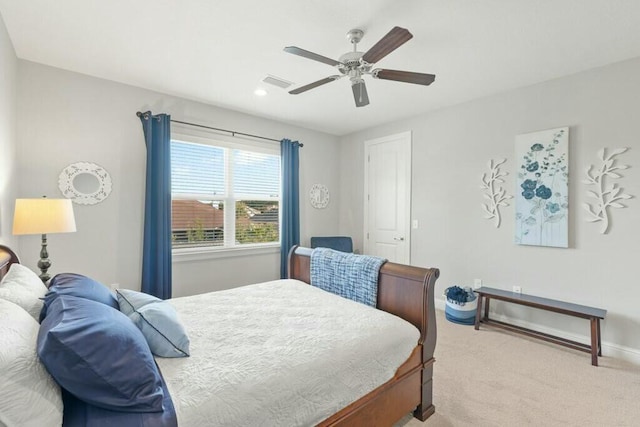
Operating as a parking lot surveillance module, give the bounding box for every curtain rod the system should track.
[136,112,303,147]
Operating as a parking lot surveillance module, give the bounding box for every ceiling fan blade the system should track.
[284,46,342,67]
[372,69,436,86]
[361,26,413,64]
[289,76,341,94]
[351,80,370,107]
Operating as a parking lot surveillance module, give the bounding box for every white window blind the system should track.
[170,138,280,250]
[172,141,225,196]
[232,149,280,197]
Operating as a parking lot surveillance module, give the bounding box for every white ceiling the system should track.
[2,1,640,136]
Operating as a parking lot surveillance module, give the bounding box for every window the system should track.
[171,137,280,251]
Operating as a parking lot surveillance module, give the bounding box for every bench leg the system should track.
[590,318,598,366]
[474,295,483,330]
[597,319,602,356]
[483,297,490,321]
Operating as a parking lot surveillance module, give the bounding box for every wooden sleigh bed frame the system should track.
[0,244,439,426]
[288,246,440,425]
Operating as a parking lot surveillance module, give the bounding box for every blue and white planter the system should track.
[444,287,478,325]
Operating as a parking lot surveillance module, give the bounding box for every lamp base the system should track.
[38,233,51,283]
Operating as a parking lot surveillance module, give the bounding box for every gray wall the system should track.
[15,61,341,296]
[0,11,17,247]
[339,58,640,359]
[6,4,640,360]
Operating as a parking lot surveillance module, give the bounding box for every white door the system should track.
[363,131,411,264]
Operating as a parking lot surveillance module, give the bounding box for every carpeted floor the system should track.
[398,310,640,427]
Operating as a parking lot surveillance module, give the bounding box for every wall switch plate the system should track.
[512,286,522,294]
[412,220,419,229]
[473,278,482,289]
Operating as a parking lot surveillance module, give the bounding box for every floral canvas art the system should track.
[515,127,569,248]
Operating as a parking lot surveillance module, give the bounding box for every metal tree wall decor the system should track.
[583,147,633,234]
[481,158,512,228]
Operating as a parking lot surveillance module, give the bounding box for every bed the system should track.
[0,244,439,426]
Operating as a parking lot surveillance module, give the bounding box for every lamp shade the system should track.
[13,198,77,235]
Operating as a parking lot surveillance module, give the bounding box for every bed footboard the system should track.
[287,246,440,423]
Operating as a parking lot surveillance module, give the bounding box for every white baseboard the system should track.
[434,297,640,366]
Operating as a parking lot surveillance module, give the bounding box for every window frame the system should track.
[170,130,281,261]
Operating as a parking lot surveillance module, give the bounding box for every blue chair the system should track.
[310,236,353,253]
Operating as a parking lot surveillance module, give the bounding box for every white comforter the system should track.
[156,279,419,427]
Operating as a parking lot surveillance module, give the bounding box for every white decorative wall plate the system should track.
[309,184,330,209]
[59,162,112,205]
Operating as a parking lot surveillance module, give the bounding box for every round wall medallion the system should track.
[58,162,112,205]
[309,184,330,209]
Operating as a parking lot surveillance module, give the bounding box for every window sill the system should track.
[172,244,280,263]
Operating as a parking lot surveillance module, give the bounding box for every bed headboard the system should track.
[0,245,20,280]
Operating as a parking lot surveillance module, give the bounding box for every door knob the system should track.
[394,237,405,241]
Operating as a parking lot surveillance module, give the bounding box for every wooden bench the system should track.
[473,287,606,366]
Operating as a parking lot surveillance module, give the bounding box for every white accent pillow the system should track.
[0,264,48,320]
[117,289,190,358]
[0,298,63,427]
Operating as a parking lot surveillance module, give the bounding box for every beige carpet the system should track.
[397,310,640,427]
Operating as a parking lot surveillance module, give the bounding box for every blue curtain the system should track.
[139,111,172,299]
[280,139,300,278]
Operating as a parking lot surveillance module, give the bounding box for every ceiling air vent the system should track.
[262,75,293,89]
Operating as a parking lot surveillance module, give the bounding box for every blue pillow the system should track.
[37,295,164,412]
[40,273,118,322]
[117,289,190,358]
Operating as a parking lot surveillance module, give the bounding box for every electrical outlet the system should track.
[473,278,482,289]
[512,286,522,294]
[109,283,120,291]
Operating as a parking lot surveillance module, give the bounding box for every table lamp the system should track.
[13,198,77,282]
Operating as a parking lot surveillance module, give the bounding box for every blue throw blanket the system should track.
[310,248,386,306]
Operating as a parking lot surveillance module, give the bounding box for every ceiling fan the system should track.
[284,26,435,107]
